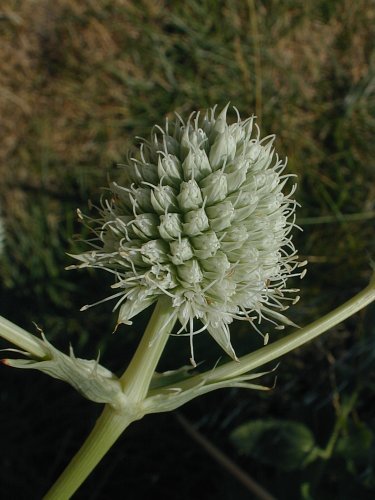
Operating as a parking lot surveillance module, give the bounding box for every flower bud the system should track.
[73,105,304,363]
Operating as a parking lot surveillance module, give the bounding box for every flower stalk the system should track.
[42,274,375,498]
[0,277,373,498]
[43,406,130,500]
[148,274,375,396]
[43,296,177,499]
[120,295,177,400]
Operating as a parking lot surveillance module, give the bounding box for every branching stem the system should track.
[43,296,177,499]
[153,275,375,393]
[1,278,374,499]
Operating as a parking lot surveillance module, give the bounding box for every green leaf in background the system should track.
[336,422,373,462]
[230,419,318,471]
[335,422,375,488]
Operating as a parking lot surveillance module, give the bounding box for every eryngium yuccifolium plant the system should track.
[72,105,305,363]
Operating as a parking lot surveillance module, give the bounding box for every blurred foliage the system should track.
[230,418,318,470]
[0,0,374,498]
[230,394,375,495]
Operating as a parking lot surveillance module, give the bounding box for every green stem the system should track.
[120,295,177,400]
[0,315,47,358]
[44,406,131,500]
[43,296,177,499]
[157,276,375,393]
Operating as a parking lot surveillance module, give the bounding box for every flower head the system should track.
[72,105,305,363]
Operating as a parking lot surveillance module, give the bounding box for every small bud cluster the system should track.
[73,105,305,362]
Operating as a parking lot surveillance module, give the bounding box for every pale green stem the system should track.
[44,406,131,500]
[120,295,177,400]
[0,315,47,358]
[3,281,374,498]
[158,276,375,393]
[43,296,177,499]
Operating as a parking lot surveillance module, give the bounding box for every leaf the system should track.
[336,422,373,457]
[150,366,195,390]
[230,418,318,470]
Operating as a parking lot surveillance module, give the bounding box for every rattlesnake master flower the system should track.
[72,105,305,363]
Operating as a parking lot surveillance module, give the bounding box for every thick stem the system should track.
[43,406,132,500]
[43,296,177,499]
[120,295,177,400]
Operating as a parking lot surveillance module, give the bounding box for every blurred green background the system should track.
[0,1,374,498]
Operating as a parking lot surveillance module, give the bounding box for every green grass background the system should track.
[0,1,374,498]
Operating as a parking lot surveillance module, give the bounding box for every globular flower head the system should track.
[72,105,306,363]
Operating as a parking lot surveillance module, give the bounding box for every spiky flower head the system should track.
[72,105,305,363]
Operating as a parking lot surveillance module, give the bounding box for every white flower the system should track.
[72,105,306,363]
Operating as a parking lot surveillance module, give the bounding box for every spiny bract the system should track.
[72,105,305,363]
